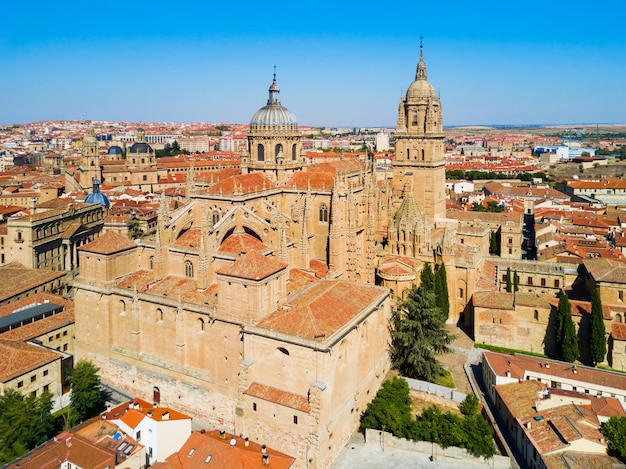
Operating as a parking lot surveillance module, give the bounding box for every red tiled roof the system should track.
[156,430,295,469]
[285,172,335,190]
[78,232,137,255]
[244,382,310,413]
[208,173,276,195]
[0,339,61,382]
[218,233,269,255]
[216,250,287,281]
[257,280,385,340]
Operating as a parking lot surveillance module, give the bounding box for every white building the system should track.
[106,399,192,465]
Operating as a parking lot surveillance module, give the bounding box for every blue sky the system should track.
[1,1,625,127]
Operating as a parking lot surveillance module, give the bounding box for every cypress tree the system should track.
[489,231,498,255]
[513,269,519,292]
[505,267,512,293]
[557,291,579,363]
[420,262,435,293]
[434,262,450,318]
[590,289,607,366]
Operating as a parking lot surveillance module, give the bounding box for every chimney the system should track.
[262,453,270,466]
[219,430,226,440]
[162,411,170,420]
[230,438,236,448]
[525,421,531,429]
[261,444,267,454]
[244,437,249,447]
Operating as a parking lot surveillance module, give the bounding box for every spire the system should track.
[416,37,427,80]
[267,67,281,106]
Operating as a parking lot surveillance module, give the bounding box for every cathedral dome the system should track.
[108,145,124,155]
[406,48,437,101]
[85,179,110,207]
[250,75,298,130]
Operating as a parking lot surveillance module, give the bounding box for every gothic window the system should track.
[212,211,220,225]
[412,111,418,125]
[119,300,126,315]
[275,144,283,156]
[156,308,163,323]
[153,386,160,404]
[292,144,297,160]
[198,318,205,332]
[185,260,194,278]
[319,204,328,223]
[257,144,265,162]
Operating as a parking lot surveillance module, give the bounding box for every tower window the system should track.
[319,204,328,223]
[185,260,194,278]
[412,111,418,125]
[275,143,283,156]
[257,144,265,162]
[292,144,297,160]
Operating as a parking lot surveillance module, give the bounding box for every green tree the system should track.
[360,377,412,437]
[601,416,626,459]
[127,219,144,239]
[513,270,519,292]
[555,290,569,348]
[0,389,57,463]
[434,262,450,319]
[590,289,607,366]
[27,391,56,448]
[459,393,479,417]
[558,292,579,363]
[420,262,435,293]
[389,285,455,381]
[463,413,496,457]
[505,267,512,293]
[489,230,498,255]
[69,360,102,426]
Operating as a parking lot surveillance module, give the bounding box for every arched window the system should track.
[119,300,126,315]
[198,318,205,332]
[319,204,328,223]
[292,144,297,160]
[156,308,163,323]
[185,260,194,278]
[616,313,623,324]
[421,149,425,161]
[412,111,418,125]
[153,386,160,405]
[407,149,410,160]
[275,144,283,156]
[257,144,265,162]
[212,212,220,225]
[149,256,154,270]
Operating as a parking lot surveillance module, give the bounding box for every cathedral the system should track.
[73,49,485,468]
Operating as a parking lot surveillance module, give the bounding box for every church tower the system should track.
[78,127,101,190]
[392,44,446,224]
[243,71,304,185]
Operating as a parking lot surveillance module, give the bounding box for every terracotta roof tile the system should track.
[0,339,61,382]
[245,382,310,413]
[157,430,295,469]
[208,173,276,195]
[0,264,65,302]
[216,250,287,281]
[257,280,386,340]
[78,231,137,255]
[217,233,269,254]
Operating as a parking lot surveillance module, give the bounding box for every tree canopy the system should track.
[69,360,103,426]
[589,289,607,366]
[601,416,626,459]
[361,381,495,458]
[0,389,56,463]
[390,281,454,382]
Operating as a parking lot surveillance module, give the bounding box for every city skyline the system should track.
[1,1,625,127]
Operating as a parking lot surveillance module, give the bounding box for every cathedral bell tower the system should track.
[392,44,446,224]
[244,71,304,185]
[79,127,101,190]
